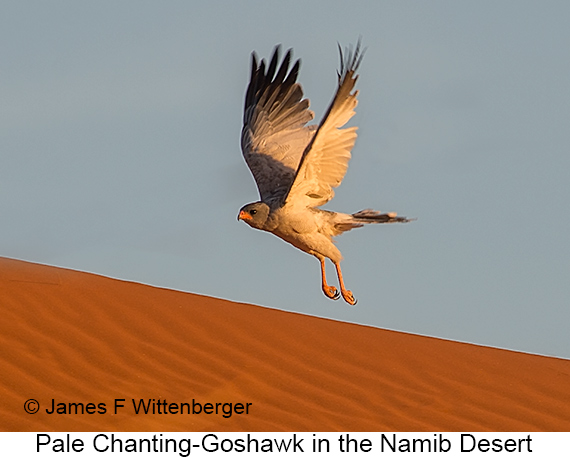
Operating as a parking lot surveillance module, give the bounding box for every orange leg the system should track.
[319,257,340,300]
[333,261,357,305]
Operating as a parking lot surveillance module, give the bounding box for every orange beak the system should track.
[238,210,252,221]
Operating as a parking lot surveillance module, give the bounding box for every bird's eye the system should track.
[250,209,257,215]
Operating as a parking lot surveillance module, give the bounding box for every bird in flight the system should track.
[238,41,411,305]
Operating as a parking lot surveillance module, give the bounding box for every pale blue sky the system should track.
[2,1,569,359]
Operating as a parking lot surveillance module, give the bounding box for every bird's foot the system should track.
[322,285,340,300]
[341,289,357,306]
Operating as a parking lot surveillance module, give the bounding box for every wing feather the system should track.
[284,40,364,209]
[241,46,315,205]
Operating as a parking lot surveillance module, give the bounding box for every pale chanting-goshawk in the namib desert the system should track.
[238,41,411,305]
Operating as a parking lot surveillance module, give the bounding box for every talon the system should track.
[322,285,340,300]
[342,290,357,306]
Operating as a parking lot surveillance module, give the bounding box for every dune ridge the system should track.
[1,256,569,431]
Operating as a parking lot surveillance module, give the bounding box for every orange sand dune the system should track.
[1,256,569,432]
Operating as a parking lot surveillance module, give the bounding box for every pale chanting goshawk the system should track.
[238,41,411,305]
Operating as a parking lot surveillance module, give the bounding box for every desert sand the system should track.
[1,256,569,432]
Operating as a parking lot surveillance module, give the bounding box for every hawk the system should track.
[238,41,411,305]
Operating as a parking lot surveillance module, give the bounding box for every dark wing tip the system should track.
[266,44,281,81]
[337,37,366,82]
[250,51,258,74]
[283,57,300,87]
[244,44,304,119]
[273,48,292,85]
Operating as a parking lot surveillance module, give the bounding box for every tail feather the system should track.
[334,209,413,234]
[351,209,412,224]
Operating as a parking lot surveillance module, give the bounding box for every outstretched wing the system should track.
[284,41,364,209]
[241,45,316,205]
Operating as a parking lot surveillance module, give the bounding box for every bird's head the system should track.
[237,202,270,230]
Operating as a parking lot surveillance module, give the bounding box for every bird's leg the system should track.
[319,256,340,300]
[333,261,357,305]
